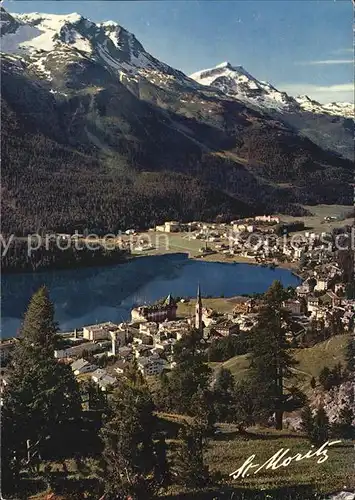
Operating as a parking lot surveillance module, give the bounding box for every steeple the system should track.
[195,283,203,333]
[164,294,175,306]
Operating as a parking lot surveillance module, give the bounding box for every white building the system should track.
[296,282,311,297]
[54,341,101,360]
[83,322,119,341]
[137,356,166,376]
[314,278,330,292]
[91,368,106,383]
[307,297,320,315]
[156,221,180,233]
[0,339,17,362]
[233,224,247,232]
[71,358,97,375]
[98,375,117,391]
[139,322,158,336]
[255,215,280,224]
[283,299,302,315]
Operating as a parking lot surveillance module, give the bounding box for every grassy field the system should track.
[290,334,351,391]
[279,204,354,236]
[177,296,244,317]
[128,203,354,266]
[28,419,353,499]
[131,232,204,258]
[204,427,354,495]
[212,334,351,390]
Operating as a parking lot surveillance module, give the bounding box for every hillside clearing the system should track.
[212,334,350,390]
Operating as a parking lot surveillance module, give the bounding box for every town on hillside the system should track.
[1,246,354,393]
[114,208,354,267]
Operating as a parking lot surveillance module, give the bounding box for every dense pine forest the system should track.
[1,239,129,273]
[2,52,353,237]
[1,99,254,236]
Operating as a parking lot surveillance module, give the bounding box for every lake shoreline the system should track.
[2,253,301,339]
[1,246,302,278]
[136,249,304,280]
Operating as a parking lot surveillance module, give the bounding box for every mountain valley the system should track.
[1,8,353,235]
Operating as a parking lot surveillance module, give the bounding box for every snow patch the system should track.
[1,24,42,53]
[29,56,52,80]
[101,20,119,27]
[3,11,85,54]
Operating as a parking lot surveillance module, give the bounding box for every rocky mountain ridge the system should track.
[190,61,354,119]
[1,8,353,234]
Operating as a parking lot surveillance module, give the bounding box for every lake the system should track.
[1,253,301,338]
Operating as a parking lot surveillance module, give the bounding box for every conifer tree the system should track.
[300,404,314,438]
[345,337,355,373]
[191,388,217,435]
[213,367,235,423]
[311,406,330,445]
[99,362,158,499]
[1,286,81,494]
[233,379,268,430]
[155,371,172,411]
[249,281,299,429]
[333,405,354,440]
[80,379,107,411]
[174,421,209,488]
[168,328,211,414]
[319,366,332,390]
[19,285,58,357]
[154,433,170,487]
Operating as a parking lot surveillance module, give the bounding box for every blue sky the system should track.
[4,0,354,102]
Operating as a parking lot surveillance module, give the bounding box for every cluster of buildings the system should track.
[20,286,261,393]
[1,215,353,397]
[153,216,281,236]
[148,216,352,273]
[131,295,177,322]
[2,261,353,393]
[0,338,17,363]
[294,270,355,332]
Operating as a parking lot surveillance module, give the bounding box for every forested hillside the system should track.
[1,9,353,235]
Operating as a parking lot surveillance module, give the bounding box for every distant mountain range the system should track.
[1,8,353,235]
[190,61,354,118]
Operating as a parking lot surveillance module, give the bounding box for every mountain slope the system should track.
[295,95,354,119]
[190,62,354,160]
[190,61,295,112]
[1,9,353,235]
[190,61,353,119]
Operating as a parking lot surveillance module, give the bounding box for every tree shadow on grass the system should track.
[212,429,301,442]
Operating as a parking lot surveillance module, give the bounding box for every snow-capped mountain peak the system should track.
[190,62,353,118]
[190,61,257,85]
[295,95,354,118]
[0,7,192,85]
[190,62,292,111]
[0,7,352,120]
[215,61,233,69]
[323,101,354,117]
[1,11,94,54]
[297,94,317,103]
[100,20,119,27]
[0,9,148,66]
[16,11,83,24]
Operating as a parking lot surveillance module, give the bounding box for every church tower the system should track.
[195,284,203,333]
